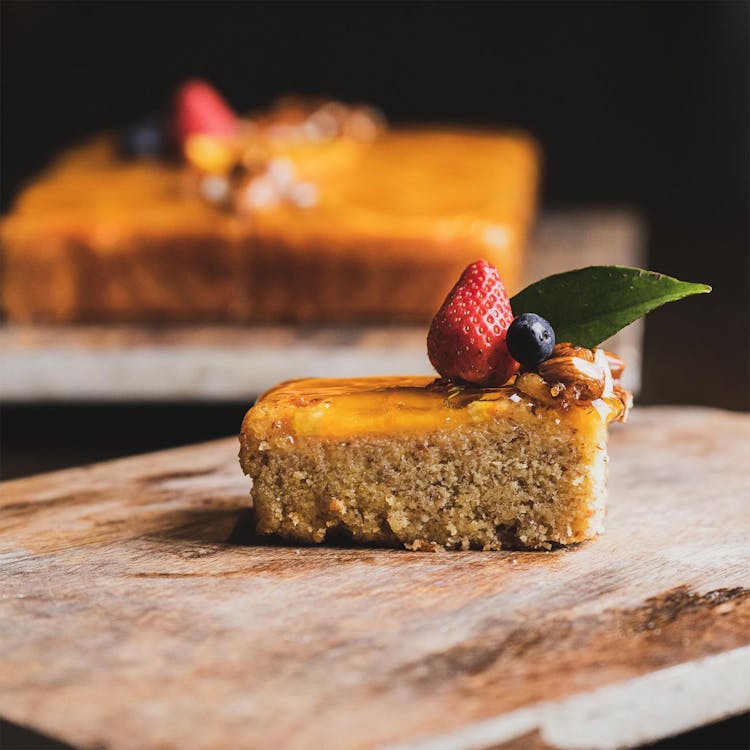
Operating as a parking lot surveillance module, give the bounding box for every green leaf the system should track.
[510,266,711,348]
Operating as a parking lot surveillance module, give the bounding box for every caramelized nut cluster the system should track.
[185,98,386,213]
[185,139,318,213]
[249,96,386,144]
[516,342,632,420]
[228,157,318,213]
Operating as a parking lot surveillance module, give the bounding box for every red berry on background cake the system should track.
[172,79,237,150]
[427,259,519,386]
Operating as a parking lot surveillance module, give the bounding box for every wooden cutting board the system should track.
[1,407,748,750]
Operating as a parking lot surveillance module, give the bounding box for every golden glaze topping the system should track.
[5,127,537,264]
[525,343,630,415]
[248,359,630,440]
[252,376,530,438]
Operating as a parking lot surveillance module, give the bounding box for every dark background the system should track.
[0,3,749,748]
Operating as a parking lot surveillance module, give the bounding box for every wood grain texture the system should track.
[2,406,748,750]
[0,210,644,401]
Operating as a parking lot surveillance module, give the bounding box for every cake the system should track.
[238,259,631,552]
[1,87,539,324]
[237,253,711,552]
[239,351,630,551]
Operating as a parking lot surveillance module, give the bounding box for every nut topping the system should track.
[613,384,633,414]
[538,354,606,402]
[594,347,614,398]
[603,350,626,380]
[184,97,385,214]
[549,342,595,362]
[513,371,554,403]
[519,341,632,422]
[251,96,386,144]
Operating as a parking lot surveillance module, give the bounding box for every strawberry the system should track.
[172,79,237,150]
[427,259,519,386]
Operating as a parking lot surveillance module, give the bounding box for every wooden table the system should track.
[0,210,644,401]
[1,407,748,750]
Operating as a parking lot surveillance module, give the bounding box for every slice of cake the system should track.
[1,84,538,324]
[239,363,629,551]
[238,257,711,551]
[238,259,628,552]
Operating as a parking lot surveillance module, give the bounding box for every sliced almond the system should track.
[594,348,614,398]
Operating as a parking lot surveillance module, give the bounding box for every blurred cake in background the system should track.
[1,80,539,324]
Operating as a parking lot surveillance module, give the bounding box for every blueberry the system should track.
[119,115,165,159]
[506,313,556,367]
